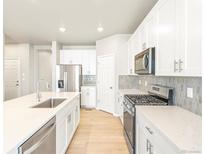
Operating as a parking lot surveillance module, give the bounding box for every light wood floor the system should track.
[66,109,129,154]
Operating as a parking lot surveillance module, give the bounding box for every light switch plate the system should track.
[139,80,142,85]
[145,81,148,86]
[187,88,193,98]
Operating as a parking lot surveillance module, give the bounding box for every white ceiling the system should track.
[4,0,158,45]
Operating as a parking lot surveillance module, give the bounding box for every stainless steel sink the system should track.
[32,98,66,108]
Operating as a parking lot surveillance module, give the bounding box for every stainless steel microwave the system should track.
[135,47,155,75]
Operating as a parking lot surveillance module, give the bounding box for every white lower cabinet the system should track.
[81,86,96,108]
[136,112,181,154]
[56,96,80,154]
[117,92,124,124]
[56,118,67,154]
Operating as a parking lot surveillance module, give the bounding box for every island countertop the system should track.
[4,92,80,154]
[136,106,202,153]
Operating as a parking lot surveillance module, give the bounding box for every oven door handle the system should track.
[123,106,134,116]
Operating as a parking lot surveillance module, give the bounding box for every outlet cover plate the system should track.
[187,88,193,98]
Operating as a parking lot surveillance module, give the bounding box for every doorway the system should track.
[37,49,52,91]
[4,59,21,100]
[97,54,115,114]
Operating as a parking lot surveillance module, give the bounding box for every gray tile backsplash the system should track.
[82,75,96,86]
[119,75,202,115]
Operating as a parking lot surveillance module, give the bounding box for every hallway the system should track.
[66,109,129,154]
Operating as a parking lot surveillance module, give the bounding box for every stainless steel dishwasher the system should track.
[19,117,56,154]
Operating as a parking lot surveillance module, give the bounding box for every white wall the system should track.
[4,44,34,96]
[51,41,62,91]
[62,45,95,50]
[33,45,52,91]
[96,34,130,115]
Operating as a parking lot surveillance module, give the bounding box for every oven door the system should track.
[123,102,135,153]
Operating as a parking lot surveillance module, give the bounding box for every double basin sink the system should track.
[32,98,66,108]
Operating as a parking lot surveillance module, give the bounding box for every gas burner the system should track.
[125,94,168,106]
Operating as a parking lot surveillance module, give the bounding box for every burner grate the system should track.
[125,94,168,106]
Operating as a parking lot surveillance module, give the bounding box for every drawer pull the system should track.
[145,126,153,135]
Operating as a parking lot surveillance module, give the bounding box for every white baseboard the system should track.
[113,113,120,117]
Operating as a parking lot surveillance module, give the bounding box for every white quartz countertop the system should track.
[118,89,148,95]
[4,92,80,154]
[136,106,202,153]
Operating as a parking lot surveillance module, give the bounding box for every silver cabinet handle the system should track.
[179,59,183,72]
[146,139,150,152]
[149,144,153,154]
[174,60,178,72]
[146,139,153,154]
[20,124,56,154]
[145,126,153,135]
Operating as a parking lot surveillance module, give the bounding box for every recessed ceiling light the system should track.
[97,25,104,32]
[59,27,66,32]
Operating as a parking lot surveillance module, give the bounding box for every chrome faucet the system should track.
[36,79,49,102]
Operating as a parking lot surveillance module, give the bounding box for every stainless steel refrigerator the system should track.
[56,65,82,92]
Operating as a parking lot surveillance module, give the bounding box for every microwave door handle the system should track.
[143,54,149,69]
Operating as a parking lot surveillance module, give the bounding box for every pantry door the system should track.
[97,54,115,114]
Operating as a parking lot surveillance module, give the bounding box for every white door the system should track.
[38,50,52,91]
[4,59,21,100]
[97,55,115,114]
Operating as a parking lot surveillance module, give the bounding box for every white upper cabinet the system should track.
[127,0,201,76]
[156,0,201,76]
[139,22,148,50]
[146,9,157,48]
[60,49,96,75]
[155,0,176,76]
[175,0,202,76]
[128,0,202,76]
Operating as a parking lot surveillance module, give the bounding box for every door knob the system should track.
[110,87,113,89]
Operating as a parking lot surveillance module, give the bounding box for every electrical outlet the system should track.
[187,88,193,98]
[139,80,142,85]
[145,81,148,86]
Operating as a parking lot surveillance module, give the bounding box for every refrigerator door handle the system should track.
[64,72,68,92]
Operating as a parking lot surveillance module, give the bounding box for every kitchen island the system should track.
[4,92,80,154]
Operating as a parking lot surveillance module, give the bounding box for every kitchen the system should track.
[1,0,204,154]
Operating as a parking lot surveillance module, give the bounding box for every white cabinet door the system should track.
[176,0,201,76]
[81,86,96,108]
[67,110,75,144]
[117,92,124,124]
[60,50,82,64]
[155,0,176,76]
[81,50,96,75]
[88,50,96,75]
[128,51,137,75]
[147,11,157,48]
[56,118,67,154]
[140,22,148,50]
[138,127,150,154]
[74,100,80,128]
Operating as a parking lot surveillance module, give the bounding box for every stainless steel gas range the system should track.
[123,85,174,154]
